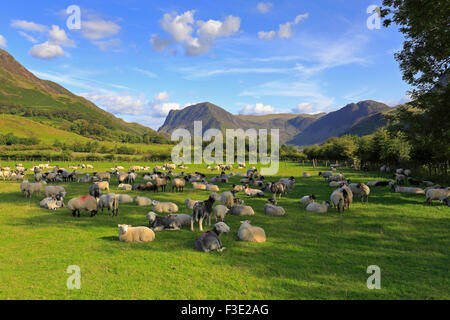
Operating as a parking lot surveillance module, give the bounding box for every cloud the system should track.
[258,13,308,39]
[49,25,74,47]
[239,103,275,115]
[257,2,273,14]
[80,92,145,115]
[154,11,241,56]
[29,41,64,59]
[132,67,157,78]
[11,20,48,33]
[18,31,38,43]
[93,38,121,51]
[81,19,121,40]
[150,91,180,117]
[0,35,6,48]
[292,102,314,114]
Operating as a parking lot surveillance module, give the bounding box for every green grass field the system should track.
[0,162,448,300]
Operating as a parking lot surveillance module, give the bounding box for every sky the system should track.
[0,0,411,130]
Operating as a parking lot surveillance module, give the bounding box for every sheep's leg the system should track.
[190,219,194,232]
[199,218,203,232]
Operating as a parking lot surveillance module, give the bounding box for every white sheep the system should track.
[264,201,286,216]
[229,205,255,216]
[44,186,66,198]
[220,191,235,207]
[238,221,266,243]
[151,200,178,213]
[40,196,64,210]
[306,201,332,213]
[348,183,370,202]
[118,183,132,191]
[118,224,155,243]
[134,196,152,206]
[95,181,110,192]
[213,205,229,222]
[300,195,316,205]
[426,188,450,205]
[302,172,311,177]
[206,183,220,192]
[192,182,207,190]
[389,182,425,194]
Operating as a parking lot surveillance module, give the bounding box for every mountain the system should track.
[159,101,392,145]
[0,49,166,142]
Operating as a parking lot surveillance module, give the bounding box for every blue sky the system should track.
[0,0,411,130]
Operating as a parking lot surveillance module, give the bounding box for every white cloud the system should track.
[150,91,180,117]
[93,38,121,51]
[259,13,308,39]
[161,10,196,43]
[132,67,157,78]
[0,35,6,48]
[81,19,121,40]
[149,34,173,52]
[49,25,74,47]
[257,2,273,14]
[18,31,38,43]
[292,102,314,114]
[11,20,48,33]
[29,41,64,59]
[80,92,145,115]
[239,103,275,115]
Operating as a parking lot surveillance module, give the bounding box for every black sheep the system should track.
[194,222,230,252]
[191,194,216,231]
[89,184,101,199]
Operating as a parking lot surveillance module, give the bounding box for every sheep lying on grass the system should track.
[300,195,316,205]
[118,183,132,191]
[426,188,450,205]
[118,194,134,204]
[134,196,152,206]
[244,185,264,197]
[192,182,207,190]
[151,200,178,213]
[349,183,370,202]
[232,184,245,192]
[306,201,332,213]
[302,172,311,177]
[118,224,155,243]
[97,193,119,217]
[389,182,425,195]
[67,195,98,217]
[264,199,286,216]
[147,212,192,231]
[206,183,220,192]
[40,195,65,210]
[213,205,229,222]
[220,191,235,207]
[194,222,230,252]
[229,205,255,216]
[44,186,66,198]
[238,221,266,243]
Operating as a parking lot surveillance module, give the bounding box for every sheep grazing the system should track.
[118,224,155,243]
[67,195,98,217]
[134,196,152,206]
[21,180,46,198]
[194,222,230,252]
[191,194,217,232]
[229,205,255,216]
[393,173,406,185]
[238,221,266,243]
[244,185,264,197]
[171,177,187,192]
[330,187,352,213]
[426,188,450,205]
[389,182,425,195]
[118,183,132,191]
[267,182,286,199]
[396,168,404,175]
[147,212,192,231]
[192,182,207,190]
[184,198,199,210]
[306,201,332,213]
[89,184,101,199]
[97,193,119,217]
[151,200,179,213]
[348,183,370,202]
[264,199,286,216]
[300,195,316,205]
[40,195,64,210]
[118,194,134,204]
[44,186,66,198]
[95,181,110,192]
[219,191,235,208]
[213,205,229,222]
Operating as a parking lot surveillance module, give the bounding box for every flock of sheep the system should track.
[2,161,449,253]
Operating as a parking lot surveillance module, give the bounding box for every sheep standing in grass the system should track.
[349,183,370,202]
[426,188,450,205]
[67,195,98,217]
[229,205,255,216]
[118,224,155,243]
[300,195,316,205]
[194,222,230,252]
[134,196,152,206]
[264,199,286,216]
[95,181,110,192]
[238,221,266,243]
[394,173,406,185]
[171,177,187,192]
[191,194,217,232]
[213,205,229,222]
[267,182,286,199]
[330,187,351,213]
[21,180,46,198]
[220,191,235,208]
[279,177,295,192]
[306,201,332,213]
[44,186,66,198]
[97,193,119,216]
[89,184,101,199]
[151,200,178,213]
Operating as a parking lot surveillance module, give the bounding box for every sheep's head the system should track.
[118,224,129,235]
[214,222,230,233]
[146,212,157,223]
[240,220,251,226]
[151,200,159,206]
[310,194,316,200]
[324,201,332,207]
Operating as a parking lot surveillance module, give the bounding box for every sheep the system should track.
[396,168,404,175]
[21,181,46,198]
[89,184,101,199]
[11,173,25,181]
[341,185,353,209]
[306,201,332,213]
[264,199,286,216]
[422,180,435,187]
[389,182,425,194]
[154,176,171,192]
[300,195,316,205]
[184,198,199,210]
[151,200,179,213]
[229,205,255,216]
[95,181,110,192]
[244,185,264,197]
[206,183,220,192]
[279,176,295,191]
[40,195,64,210]
[118,224,155,243]
[380,165,390,173]
[441,196,450,207]
[171,177,187,192]
[329,180,349,187]
[94,172,111,182]
[234,197,245,205]
[238,221,266,243]
[348,183,370,202]
[302,172,311,177]
[213,205,229,222]
[219,191,235,208]
[67,195,98,217]
[407,177,422,186]
[192,182,207,190]
[97,193,119,216]
[232,184,245,192]
[194,222,230,252]
[134,196,152,206]
[426,188,450,205]
[394,173,406,185]
[330,187,351,213]
[77,175,91,183]
[118,194,134,204]
[44,186,66,198]
[146,212,192,231]
[318,171,333,178]
[164,164,177,170]
[404,169,412,176]
[266,182,286,199]
[191,194,217,232]
[118,183,132,191]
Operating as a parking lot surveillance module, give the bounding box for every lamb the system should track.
[191,194,217,231]
[229,205,255,216]
[426,188,450,205]
[264,199,286,216]
[147,212,192,231]
[192,182,207,190]
[171,177,187,192]
[348,183,370,202]
[194,222,230,252]
[389,182,425,194]
[300,195,316,205]
[151,200,179,213]
[220,191,235,208]
[238,221,266,243]
[77,175,91,183]
[89,184,101,199]
[40,195,64,210]
[118,183,132,191]
[118,194,134,204]
[184,198,199,210]
[95,181,110,192]
[306,201,332,213]
[97,193,119,216]
[213,205,229,222]
[118,224,155,243]
[67,195,98,217]
[134,196,152,206]
[244,185,265,197]
[44,186,66,198]
[21,180,46,198]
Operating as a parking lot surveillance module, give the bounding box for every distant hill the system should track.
[0,49,166,143]
[159,101,392,145]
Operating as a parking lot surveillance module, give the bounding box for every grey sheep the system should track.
[97,193,119,216]
[213,205,229,222]
[348,183,370,202]
[44,186,67,198]
[229,205,255,216]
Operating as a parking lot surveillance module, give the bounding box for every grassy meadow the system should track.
[0,161,448,300]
